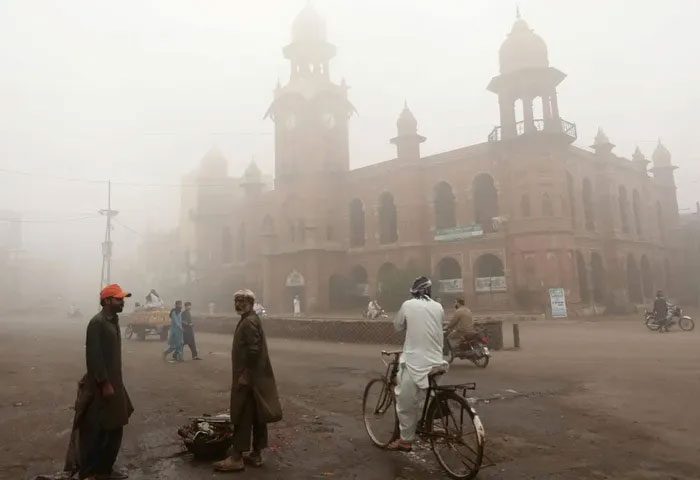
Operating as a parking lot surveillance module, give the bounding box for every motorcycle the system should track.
[644,305,694,332]
[443,327,491,368]
[362,308,388,320]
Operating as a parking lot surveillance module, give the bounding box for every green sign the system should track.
[435,225,484,242]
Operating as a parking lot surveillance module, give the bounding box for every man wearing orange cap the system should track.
[70,284,134,480]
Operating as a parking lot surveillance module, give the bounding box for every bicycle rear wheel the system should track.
[362,378,398,447]
[426,391,484,480]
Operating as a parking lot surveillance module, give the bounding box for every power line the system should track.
[113,219,143,236]
[0,167,236,188]
[0,215,99,224]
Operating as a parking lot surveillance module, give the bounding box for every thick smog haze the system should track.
[0,0,698,292]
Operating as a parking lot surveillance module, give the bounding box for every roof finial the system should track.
[516,4,521,19]
[404,99,409,109]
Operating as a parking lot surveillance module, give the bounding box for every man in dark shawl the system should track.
[214,289,282,472]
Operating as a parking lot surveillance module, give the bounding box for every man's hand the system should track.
[101,382,115,398]
[238,370,250,386]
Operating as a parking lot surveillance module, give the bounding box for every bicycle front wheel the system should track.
[362,378,398,447]
[427,391,484,480]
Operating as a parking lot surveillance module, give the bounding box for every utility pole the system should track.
[99,180,119,289]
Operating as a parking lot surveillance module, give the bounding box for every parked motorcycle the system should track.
[443,327,491,368]
[644,305,694,332]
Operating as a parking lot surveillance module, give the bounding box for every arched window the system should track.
[237,222,246,260]
[473,174,499,232]
[437,258,462,279]
[436,257,463,297]
[542,193,554,216]
[475,254,504,278]
[349,199,365,247]
[626,254,643,303]
[618,186,630,233]
[576,251,590,302]
[474,254,505,294]
[582,178,595,231]
[434,182,456,230]
[521,194,531,217]
[567,172,576,229]
[289,221,296,243]
[221,227,232,262]
[378,192,398,244]
[633,190,643,236]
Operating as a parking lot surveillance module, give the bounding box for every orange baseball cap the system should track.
[100,284,132,300]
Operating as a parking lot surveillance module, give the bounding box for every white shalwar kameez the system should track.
[393,297,447,442]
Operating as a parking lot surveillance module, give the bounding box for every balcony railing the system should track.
[488,118,577,143]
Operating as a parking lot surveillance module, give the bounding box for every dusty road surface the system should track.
[1,312,699,480]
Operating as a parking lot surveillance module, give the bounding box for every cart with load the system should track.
[124,307,170,341]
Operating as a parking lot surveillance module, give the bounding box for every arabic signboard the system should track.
[549,288,568,318]
[438,278,464,294]
[435,225,484,242]
[475,276,507,293]
[285,270,305,287]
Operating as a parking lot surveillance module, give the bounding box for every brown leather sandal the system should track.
[386,439,413,452]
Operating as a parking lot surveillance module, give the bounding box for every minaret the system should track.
[631,146,649,173]
[487,10,573,142]
[241,159,264,196]
[265,4,354,187]
[390,102,426,162]
[652,140,679,223]
[591,128,614,156]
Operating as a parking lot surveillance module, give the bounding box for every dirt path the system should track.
[1,313,699,479]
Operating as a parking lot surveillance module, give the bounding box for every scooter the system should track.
[443,327,491,368]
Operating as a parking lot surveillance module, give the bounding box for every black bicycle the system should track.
[362,350,485,479]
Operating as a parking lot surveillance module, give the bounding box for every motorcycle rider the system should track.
[445,298,478,351]
[366,299,383,320]
[653,290,669,332]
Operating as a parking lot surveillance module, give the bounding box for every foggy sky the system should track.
[0,0,698,293]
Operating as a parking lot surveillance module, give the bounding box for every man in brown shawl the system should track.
[214,289,282,472]
[64,284,134,480]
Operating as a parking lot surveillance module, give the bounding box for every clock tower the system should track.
[265,4,354,189]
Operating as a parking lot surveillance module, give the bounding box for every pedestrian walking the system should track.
[182,301,201,360]
[214,289,282,472]
[163,300,184,362]
[64,284,134,479]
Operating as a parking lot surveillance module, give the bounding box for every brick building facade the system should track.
[179,7,680,314]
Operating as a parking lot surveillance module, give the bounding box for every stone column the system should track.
[499,95,517,139]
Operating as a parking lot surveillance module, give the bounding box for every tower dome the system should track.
[653,140,672,166]
[199,147,228,178]
[499,13,549,75]
[242,159,262,183]
[291,3,327,43]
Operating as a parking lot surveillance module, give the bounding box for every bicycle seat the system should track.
[429,367,447,377]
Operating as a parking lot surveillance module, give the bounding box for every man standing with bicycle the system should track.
[387,276,447,452]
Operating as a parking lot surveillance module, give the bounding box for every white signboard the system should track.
[356,283,370,297]
[285,269,305,287]
[549,288,568,318]
[475,276,507,293]
[439,278,464,294]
